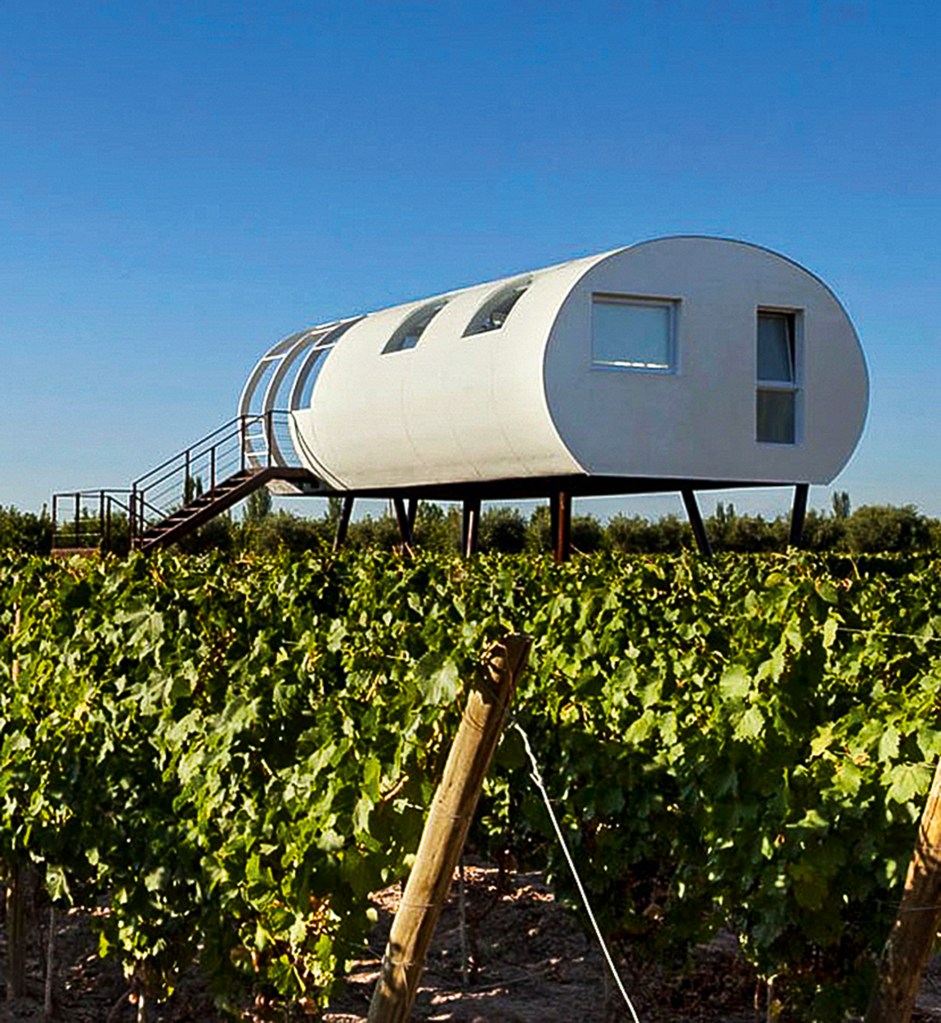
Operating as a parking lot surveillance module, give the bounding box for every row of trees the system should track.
[5,490,940,555]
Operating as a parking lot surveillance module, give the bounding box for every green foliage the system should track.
[706,504,786,551]
[412,502,460,553]
[832,490,851,520]
[606,512,691,553]
[571,513,605,552]
[2,550,941,1020]
[238,510,330,554]
[522,505,608,553]
[525,504,552,552]
[345,511,401,551]
[177,513,237,554]
[478,506,527,553]
[0,505,52,553]
[844,504,932,553]
[5,490,940,556]
[245,486,273,523]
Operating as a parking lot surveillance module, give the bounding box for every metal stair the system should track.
[52,411,325,554]
[135,465,317,551]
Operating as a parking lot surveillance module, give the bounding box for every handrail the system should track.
[53,488,133,497]
[136,496,168,521]
[51,488,135,553]
[128,410,301,543]
[133,415,249,488]
[53,410,309,552]
[134,412,276,491]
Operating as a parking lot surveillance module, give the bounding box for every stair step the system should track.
[141,478,265,538]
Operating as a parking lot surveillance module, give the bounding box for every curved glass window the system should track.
[383,300,448,353]
[463,279,531,336]
[289,319,360,410]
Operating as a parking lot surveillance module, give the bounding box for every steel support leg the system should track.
[462,497,481,557]
[681,488,713,558]
[554,491,572,563]
[393,496,413,547]
[789,483,809,549]
[333,495,354,553]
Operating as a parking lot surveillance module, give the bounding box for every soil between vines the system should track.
[3,863,941,1022]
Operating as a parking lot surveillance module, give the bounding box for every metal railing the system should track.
[51,490,133,553]
[129,411,297,541]
[52,411,301,552]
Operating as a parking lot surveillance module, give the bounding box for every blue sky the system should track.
[2,1,939,521]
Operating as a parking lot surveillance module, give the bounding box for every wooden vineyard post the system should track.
[367,634,532,1023]
[866,755,941,1023]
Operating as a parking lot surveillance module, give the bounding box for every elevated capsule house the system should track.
[51,236,869,556]
[238,236,868,556]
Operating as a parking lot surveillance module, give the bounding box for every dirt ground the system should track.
[322,863,757,1023]
[3,863,941,1022]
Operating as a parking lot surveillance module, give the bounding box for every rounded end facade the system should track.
[543,236,868,485]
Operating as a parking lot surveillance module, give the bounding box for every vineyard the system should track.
[2,549,941,1021]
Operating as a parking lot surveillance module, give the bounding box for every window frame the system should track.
[382,300,448,354]
[590,293,679,374]
[463,278,531,337]
[756,308,802,445]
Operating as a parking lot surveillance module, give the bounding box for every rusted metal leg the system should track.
[407,497,418,536]
[333,495,354,552]
[462,497,481,557]
[554,491,572,563]
[393,496,413,547]
[549,494,558,553]
[681,488,713,557]
[789,483,809,549]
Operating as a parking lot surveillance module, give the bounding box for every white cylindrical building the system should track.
[241,236,868,501]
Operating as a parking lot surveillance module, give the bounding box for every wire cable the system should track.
[513,721,642,1023]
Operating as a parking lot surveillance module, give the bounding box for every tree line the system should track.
[4,489,940,556]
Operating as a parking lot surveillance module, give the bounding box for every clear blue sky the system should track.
[2,1,939,521]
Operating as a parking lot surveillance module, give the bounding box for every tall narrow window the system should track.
[756,310,799,444]
[591,295,677,371]
[383,300,448,353]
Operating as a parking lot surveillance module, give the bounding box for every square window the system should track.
[592,296,676,371]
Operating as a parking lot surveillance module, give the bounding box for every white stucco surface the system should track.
[295,253,605,490]
[543,237,868,485]
[248,237,868,491]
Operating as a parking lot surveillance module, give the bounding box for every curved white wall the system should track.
[294,253,605,490]
[276,237,868,492]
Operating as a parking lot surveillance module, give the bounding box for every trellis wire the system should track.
[836,625,941,643]
[513,721,642,1023]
